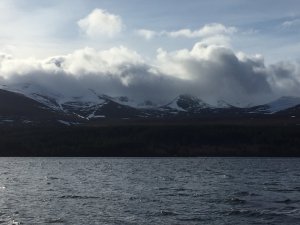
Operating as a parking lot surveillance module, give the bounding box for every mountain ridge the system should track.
[1,85,300,125]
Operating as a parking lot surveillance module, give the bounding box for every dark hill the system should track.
[0,89,79,123]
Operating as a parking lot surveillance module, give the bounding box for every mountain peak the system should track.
[164,94,212,112]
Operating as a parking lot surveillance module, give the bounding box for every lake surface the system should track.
[0,158,299,224]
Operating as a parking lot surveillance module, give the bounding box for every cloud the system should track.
[266,61,300,97]
[78,8,123,38]
[154,42,274,104]
[136,23,237,40]
[0,46,173,102]
[135,29,157,40]
[58,46,143,78]
[0,43,300,106]
[281,19,300,28]
[166,23,237,38]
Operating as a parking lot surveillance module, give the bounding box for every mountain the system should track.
[156,95,246,118]
[160,94,213,113]
[0,89,79,125]
[144,94,220,119]
[247,96,300,114]
[1,83,64,111]
[276,104,300,116]
[1,84,300,125]
[107,96,158,109]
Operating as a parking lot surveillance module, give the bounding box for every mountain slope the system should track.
[0,89,82,125]
[211,100,234,109]
[248,96,300,114]
[276,104,300,116]
[160,94,213,112]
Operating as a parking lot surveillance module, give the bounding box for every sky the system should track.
[0,0,300,105]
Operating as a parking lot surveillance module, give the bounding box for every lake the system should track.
[0,158,299,224]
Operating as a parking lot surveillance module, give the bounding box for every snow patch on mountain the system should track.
[1,83,107,117]
[165,98,187,111]
[1,83,64,110]
[57,120,81,126]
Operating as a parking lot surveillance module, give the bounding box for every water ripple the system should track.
[0,157,298,225]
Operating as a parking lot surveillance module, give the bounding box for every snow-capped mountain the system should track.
[1,83,109,119]
[0,88,80,125]
[1,83,300,125]
[161,94,213,112]
[248,96,300,114]
[103,95,158,109]
[1,83,64,111]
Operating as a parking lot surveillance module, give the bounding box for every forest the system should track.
[0,120,299,156]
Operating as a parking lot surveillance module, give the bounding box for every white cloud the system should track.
[282,19,300,28]
[136,23,237,40]
[166,23,237,38]
[60,46,144,79]
[78,8,123,38]
[1,43,300,105]
[136,29,157,40]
